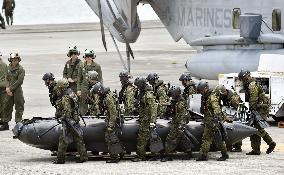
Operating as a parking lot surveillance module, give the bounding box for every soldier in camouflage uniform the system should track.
[86,71,100,116]
[0,52,8,130]
[196,81,229,161]
[146,73,169,118]
[161,85,192,162]
[3,53,25,125]
[77,49,102,115]
[42,72,58,107]
[63,46,81,93]
[132,77,158,162]
[215,85,243,152]
[2,0,15,25]
[118,70,137,116]
[91,82,123,163]
[179,73,197,100]
[238,70,276,155]
[53,79,88,164]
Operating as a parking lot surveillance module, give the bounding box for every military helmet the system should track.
[119,70,131,78]
[179,73,192,81]
[90,82,103,94]
[168,85,181,98]
[238,70,250,80]
[146,73,159,82]
[215,85,227,95]
[83,49,96,58]
[67,46,80,57]
[196,81,209,94]
[56,78,69,89]
[87,71,99,81]
[42,72,55,81]
[134,76,147,89]
[8,53,21,62]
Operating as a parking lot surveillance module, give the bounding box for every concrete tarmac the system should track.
[0,22,283,175]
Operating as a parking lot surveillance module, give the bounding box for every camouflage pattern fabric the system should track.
[199,91,227,156]
[153,81,169,118]
[3,64,25,123]
[183,85,197,100]
[119,83,137,115]
[136,90,157,159]
[56,93,87,161]
[88,93,100,116]
[164,97,191,154]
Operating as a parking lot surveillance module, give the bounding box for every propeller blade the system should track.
[97,0,107,51]
[105,0,135,59]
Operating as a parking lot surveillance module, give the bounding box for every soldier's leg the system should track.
[0,14,5,29]
[256,124,276,154]
[14,88,25,123]
[105,131,120,163]
[0,93,6,129]
[55,132,68,163]
[73,131,88,162]
[136,128,150,160]
[161,129,179,162]
[216,141,229,161]
[232,141,243,152]
[10,14,13,25]
[5,13,9,25]
[3,95,14,123]
[80,87,88,115]
[196,127,214,161]
[247,134,261,155]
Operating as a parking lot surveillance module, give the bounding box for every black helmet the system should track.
[90,82,103,94]
[238,70,250,80]
[179,73,192,81]
[67,46,80,57]
[119,70,131,78]
[146,73,159,82]
[42,72,55,81]
[168,85,181,98]
[134,77,147,89]
[197,81,209,94]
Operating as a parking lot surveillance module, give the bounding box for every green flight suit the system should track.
[164,97,191,154]
[77,61,102,115]
[55,89,87,162]
[3,64,25,123]
[63,59,81,93]
[0,59,8,122]
[200,91,228,156]
[153,80,169,118]
[119,82,137,115]
[136,88,157,159]
[245,80,273,152]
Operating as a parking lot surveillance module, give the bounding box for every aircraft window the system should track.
[272,9,281,31]
[232,8,241,29]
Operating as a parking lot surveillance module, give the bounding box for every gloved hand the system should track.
[150,123,156,128]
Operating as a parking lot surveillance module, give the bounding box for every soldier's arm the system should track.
[106,93,118,129]
[124,86,136,112]
[230,95,241,109]
[248,82,259,110]
[61,96,72,118]
[96,64,103,83]
[210,94,223,117]
[146,92,157,123]
[9,67,25,92]
[77,64,82,91]
[73,64,80,83]
[63,63,68,78]
[157,86,169,104]
[0,64,8,88]
[12,0,15,9]
[176,100,189,125]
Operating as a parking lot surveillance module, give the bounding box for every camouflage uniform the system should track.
[3,63,25,123]
[47,81,58,107]
[63,59,81,93]
[136,88,157,159]
[2,0,15,25]
[164,97,191,154]
[102,90,121,160]
[245,80,274,152]
[0,59,8,123]
[153,80,169,118]
[183,85,197,100]
[119,82,137,115]
[199,91,228,157]
[77,61,102,115]
[55,89,87,163]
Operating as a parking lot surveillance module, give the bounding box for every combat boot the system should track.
[53,158,65,164]
[0,122,9,131]
[196,154,208,161]
[231,147,242,152]
[246,150,261,155]
[266,142,276,154]
[217,154,229,161]
[76,157,88,163]
[106,158,120,163]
